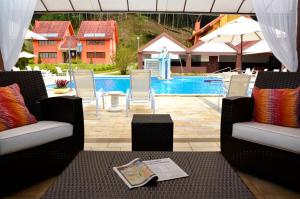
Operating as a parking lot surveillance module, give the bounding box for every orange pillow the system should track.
[252,86,300,128]
[0,83,37,131]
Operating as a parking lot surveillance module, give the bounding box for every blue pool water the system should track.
[50,76,223,95]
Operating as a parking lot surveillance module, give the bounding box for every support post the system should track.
[235,35,243,72]
[208,56,219,73]
[138,52,143,69]
[297,0,300,72]
[0,49,4,71]
[235,54,242,72]
[186,53,192,72]
[68,37,72,91]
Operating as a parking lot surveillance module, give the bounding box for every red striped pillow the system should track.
[252,86,300,128]
[0,83,37,131]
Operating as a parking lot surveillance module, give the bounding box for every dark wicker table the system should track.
[43,151,255,199]
[132,114,173,151]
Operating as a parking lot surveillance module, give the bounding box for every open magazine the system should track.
[113,158,189,189]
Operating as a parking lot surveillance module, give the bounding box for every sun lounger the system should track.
[218,74,251,109]
[72,70,105,116]
[56,66,67,76]
[25,66,32,71]
[126,70,155,116]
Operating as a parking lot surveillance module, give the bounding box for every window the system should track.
[38,40,56,46]
[87,40,105,45]
[39,52,57,58]
[87,52,105,58]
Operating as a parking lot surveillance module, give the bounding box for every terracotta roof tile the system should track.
[77,20,116,40]
[59,36,79,49]
[33,21,71,39]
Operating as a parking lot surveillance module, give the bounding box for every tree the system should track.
[113,46,134,75]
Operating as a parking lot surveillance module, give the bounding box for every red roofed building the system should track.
[32,21,75,64]
[77,20,118,64]
[59,36,79,62]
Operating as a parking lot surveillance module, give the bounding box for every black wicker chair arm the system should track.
[39,96,83,125]
[221,96,254,128]
[39,96,84,151]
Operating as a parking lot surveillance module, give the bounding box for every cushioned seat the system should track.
[233,121,300,154]
[0,121,73,155]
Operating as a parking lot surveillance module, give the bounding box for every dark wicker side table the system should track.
[131,114,173,151]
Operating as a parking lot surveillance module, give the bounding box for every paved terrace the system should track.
[82,95,221,152]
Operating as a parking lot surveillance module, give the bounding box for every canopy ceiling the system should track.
[35,0,254,14]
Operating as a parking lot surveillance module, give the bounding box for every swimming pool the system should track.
[50,76,223,95]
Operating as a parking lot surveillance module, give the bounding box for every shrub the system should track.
[71,58,83,64]
[28,59,34,64]
[29,63,117,74]
[15,58,28,70]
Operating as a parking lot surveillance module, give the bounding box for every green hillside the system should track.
[117,14,193,50]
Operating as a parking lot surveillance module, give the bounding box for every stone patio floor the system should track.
[83,95,221,152]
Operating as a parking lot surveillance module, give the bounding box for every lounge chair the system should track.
[12,66,20,71]
[126,70,155,116]
[56,66,67,76]
[33,65,40,71]
[72,70,105,115]
[33,65,52,76]
[245,68,258,76]
[25,66,32,71]
[218,74,251,109]
[244,68,252,75]
[221,71,239,82]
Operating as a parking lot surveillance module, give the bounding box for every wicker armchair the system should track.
[221,72,300,191]
[0,71,84,196]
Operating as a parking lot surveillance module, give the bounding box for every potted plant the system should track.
[54,79,69,94]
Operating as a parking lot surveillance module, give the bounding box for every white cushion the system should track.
[0,121,73,155]
[233,121,300,154]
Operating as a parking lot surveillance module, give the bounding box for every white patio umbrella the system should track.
[243,40,272,55]
[191,42,237,55]
[19,51,36,58]
[25,30,47,40]
[200,16,264,70]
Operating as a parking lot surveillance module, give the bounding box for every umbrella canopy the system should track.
[243,40,272,55]
[25,30,47,40]
[191,42,237,55]
[19,51,36,58]
[200,16,264,70]
[201,16,264,43]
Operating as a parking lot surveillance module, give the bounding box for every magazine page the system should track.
[143,158,189,181]
[113,158,158,189]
